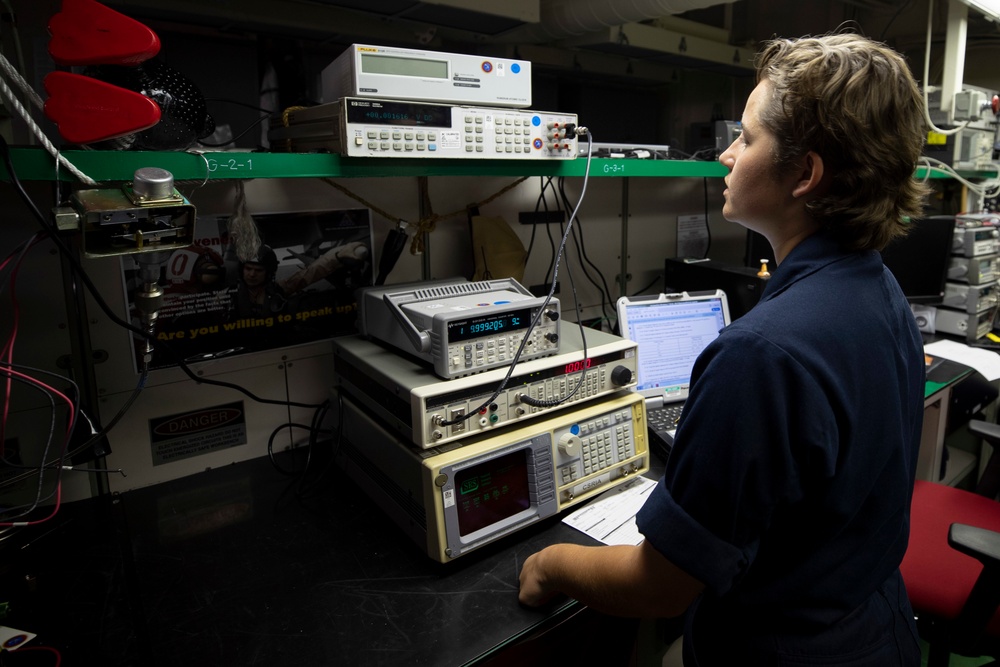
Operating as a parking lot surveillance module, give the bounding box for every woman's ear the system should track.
[792,150,826,199]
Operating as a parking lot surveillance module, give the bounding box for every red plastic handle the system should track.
[43,71,161,144]
[48,0,160,66]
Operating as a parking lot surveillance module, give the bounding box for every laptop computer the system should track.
[615,290,732,459]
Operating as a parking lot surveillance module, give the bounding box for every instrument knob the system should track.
[558,433,581,457]
[610,365,633,387]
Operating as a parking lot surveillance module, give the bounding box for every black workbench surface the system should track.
[1,449,644,666]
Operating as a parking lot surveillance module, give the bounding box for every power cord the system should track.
[556,177,615,320]
[439,126,595,422]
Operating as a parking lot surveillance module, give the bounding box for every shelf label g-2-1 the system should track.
[207,157,254,173]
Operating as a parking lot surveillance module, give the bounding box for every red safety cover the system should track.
[901,479,1000,637]
[43,71,160,145]
[48,0,160,66]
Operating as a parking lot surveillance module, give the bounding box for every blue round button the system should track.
[531,116,541,126]
[511,63,521,74]
[571,424,580,435]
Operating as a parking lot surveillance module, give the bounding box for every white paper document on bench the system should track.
[562,476,657,546]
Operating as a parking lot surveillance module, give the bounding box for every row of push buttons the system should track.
[548,371,603,401]
[364,129,439,152]
[525,368,607,414]
[532,449,555,503]
[495,120,534,154]
[463,117,486,153]
[449,333,542,370]
[493,115,535,127]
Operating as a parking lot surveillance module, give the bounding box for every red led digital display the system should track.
[563,358,593,374]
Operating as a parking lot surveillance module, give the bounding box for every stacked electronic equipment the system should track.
[924,84,999,173]
[332,277,648,562]
[268,43,579,160]
[938,213,1000,340]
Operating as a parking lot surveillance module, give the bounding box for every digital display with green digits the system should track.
[454,450,530,536]
[447,308,532,343]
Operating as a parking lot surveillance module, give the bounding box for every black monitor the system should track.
[664,257,768,320]
[880,215,956,304]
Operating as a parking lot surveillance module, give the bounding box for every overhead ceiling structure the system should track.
[110,0,754,82]
[308,0,541,36]
[498,0,756,77]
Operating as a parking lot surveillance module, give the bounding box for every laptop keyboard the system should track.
[647,403,684,458]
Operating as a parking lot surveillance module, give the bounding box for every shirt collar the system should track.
[759,229,865,303]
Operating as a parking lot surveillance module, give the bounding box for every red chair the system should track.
[901,419,1000,666]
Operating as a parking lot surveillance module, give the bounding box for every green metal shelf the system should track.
[1,148,728,181]
[0,147,970,183]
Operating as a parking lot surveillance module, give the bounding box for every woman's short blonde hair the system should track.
[755,33,930,252]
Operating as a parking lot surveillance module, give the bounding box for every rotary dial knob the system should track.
[558,433,581,457]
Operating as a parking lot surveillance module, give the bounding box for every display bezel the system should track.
[345,98,453,128]
[446,307,533,344]
[360,53,449,79]
[453,449,531,537]
[440,435,558,557]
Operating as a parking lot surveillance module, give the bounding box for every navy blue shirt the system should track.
[636,231,925,664]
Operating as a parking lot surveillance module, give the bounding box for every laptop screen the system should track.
[616,291,731,404]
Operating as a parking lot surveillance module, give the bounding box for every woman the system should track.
[518,33,929,666]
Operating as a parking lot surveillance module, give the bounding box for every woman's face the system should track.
[718,79,799,234]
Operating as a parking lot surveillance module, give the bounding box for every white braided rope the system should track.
[0,53,96,185]
[0,51,42,110]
